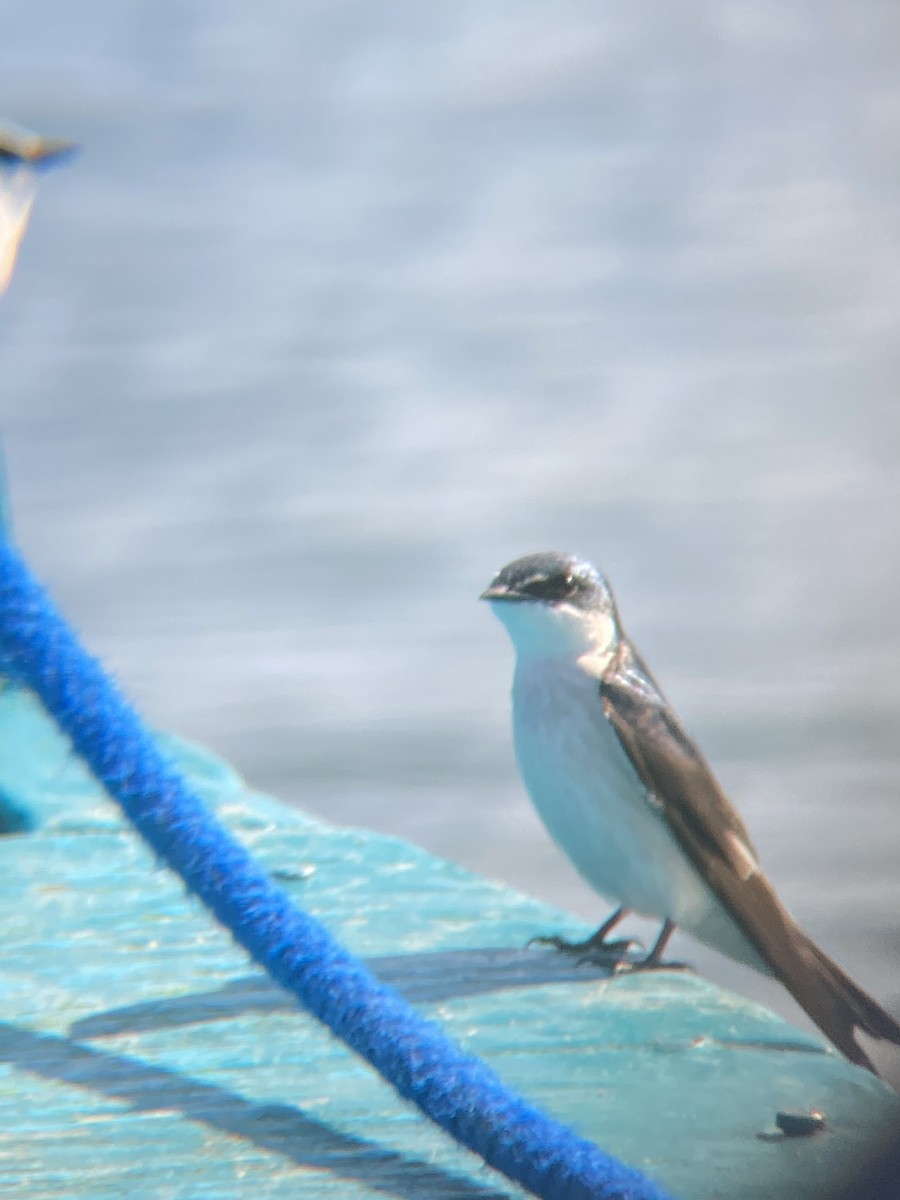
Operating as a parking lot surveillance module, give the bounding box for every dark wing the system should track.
[600,638,760,875]
[600,637,900,1071]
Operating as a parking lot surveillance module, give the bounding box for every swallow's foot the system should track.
[528,932,641,966]
[611,918,692,973]
[527,905,643,965]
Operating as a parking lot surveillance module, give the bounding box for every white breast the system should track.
[511,656,765,969]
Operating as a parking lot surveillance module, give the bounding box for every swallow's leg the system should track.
[528,905,640,964]
[615,918,691,973]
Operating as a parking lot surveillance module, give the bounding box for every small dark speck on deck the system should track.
[775,1110,827,1138]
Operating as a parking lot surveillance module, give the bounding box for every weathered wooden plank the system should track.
[0,683,897,1199]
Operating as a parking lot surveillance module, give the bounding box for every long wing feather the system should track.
[600,638,900,1072]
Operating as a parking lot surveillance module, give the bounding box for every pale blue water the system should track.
[2,4,899,1034]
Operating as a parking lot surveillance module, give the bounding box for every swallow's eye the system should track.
[521,572,576,602]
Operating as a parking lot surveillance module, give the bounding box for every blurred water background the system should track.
[3,3,899,1036]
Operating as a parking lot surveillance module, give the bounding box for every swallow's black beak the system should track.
[480,582,523,602]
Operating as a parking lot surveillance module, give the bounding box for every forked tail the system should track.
[785,928,900,1074]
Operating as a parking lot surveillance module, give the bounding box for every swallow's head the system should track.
[481,551,620,660]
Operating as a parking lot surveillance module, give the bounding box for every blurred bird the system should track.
[0,124,76,293]
[482,550,900,1074]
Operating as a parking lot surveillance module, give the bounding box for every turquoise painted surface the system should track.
[0,683,897,1200]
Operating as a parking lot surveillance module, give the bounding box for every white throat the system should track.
[488,599,618,674]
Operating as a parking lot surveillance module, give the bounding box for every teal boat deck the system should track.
[1,683,897,1199]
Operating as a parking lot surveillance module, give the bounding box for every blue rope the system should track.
[0,537,673,1200]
